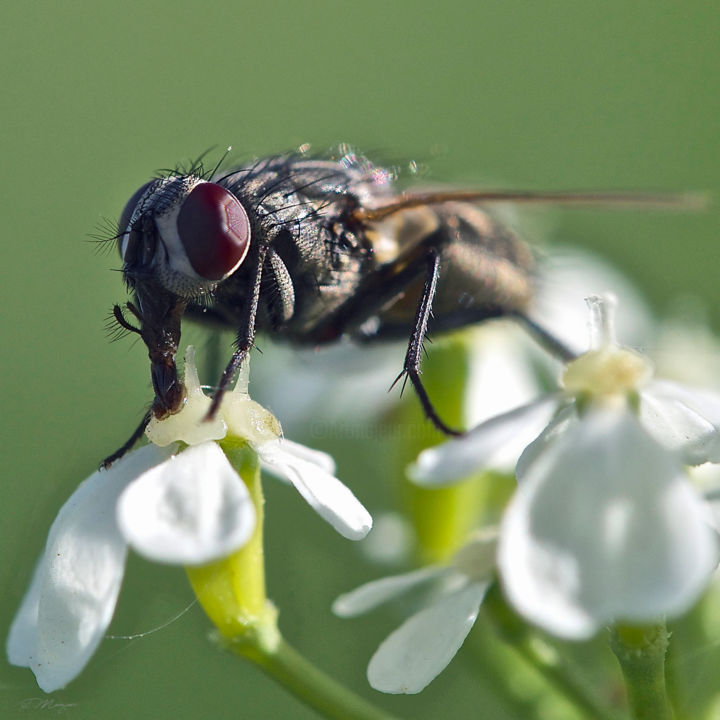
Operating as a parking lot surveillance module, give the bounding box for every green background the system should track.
[2,2,719,719]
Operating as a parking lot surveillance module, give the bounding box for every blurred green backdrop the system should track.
[2,2,719,719]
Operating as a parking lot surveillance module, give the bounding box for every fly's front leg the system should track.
[393,249,463,436]
[101,410,152,468]
[206,245,269,420]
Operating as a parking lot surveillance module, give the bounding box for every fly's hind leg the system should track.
[508,311,577,363]
[307,240,465,437]
[394,253,578,439]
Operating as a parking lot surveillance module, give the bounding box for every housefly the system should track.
[103,148,695,467]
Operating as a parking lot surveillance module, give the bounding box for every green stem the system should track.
[610,623,674,720]
[484,584,622,720]
[221,632,401,720]
[188,440,400,720]
[464,628,550,719]
[513,636,622,720]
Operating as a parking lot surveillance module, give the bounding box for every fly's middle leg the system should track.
[393,249,463,437]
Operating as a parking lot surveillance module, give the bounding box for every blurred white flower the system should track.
[359,512,416,567]
[501,406,718,639]
[411,296,720,481]
[7,348,371,692]
[333,531,495,694]
[649,299,720,390]
[412,296,720,639]
[533,247,653,355]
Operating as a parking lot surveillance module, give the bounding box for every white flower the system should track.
[6,442,253,693]
[500,406,718,638]
[145,349,371,539]
[333,531,495,694]
[8,348,371,692]
[411,296,720,639]
[411,296,720,480]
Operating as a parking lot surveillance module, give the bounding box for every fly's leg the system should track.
[305,237,464,436]
[509,311,577,363]
[101,409,152,469]
[206,245,269,419]
[392,249,463,437]
[112,304,142,335]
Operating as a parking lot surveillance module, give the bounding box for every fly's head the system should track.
[116,175,252,419]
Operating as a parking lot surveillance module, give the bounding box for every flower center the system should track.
[562,347,652,399]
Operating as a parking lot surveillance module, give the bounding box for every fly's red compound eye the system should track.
[176,183,251,281]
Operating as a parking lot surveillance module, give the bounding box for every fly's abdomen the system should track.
[365,202,534,339]
[434,202,533,315]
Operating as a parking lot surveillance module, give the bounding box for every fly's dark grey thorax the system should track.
[199,156,396,336]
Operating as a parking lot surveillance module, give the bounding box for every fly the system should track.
[102,148,697,467]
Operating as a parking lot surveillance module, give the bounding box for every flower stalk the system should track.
[185,439,274,637]
[483,583,623,720]
[395,332,490,563]
[610,623,674,720]
[221,634,399,720]
[187,439,396,720]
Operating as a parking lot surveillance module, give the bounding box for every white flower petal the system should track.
[409,394,560,484]
[642,380,720,464]
[515,404,576,481]
[332,566,450,617]
[367,581,488,694]
[451,528,498,581]
[258,439,371,540]
[7,444,174,692]
[499,408,718,639]
[117,442,255,565]
[266,438,336,475]
[463,323,544,426]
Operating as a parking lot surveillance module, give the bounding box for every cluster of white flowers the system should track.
[10,278,720,701]
[338,295,720,694]
[7,348,371,693]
